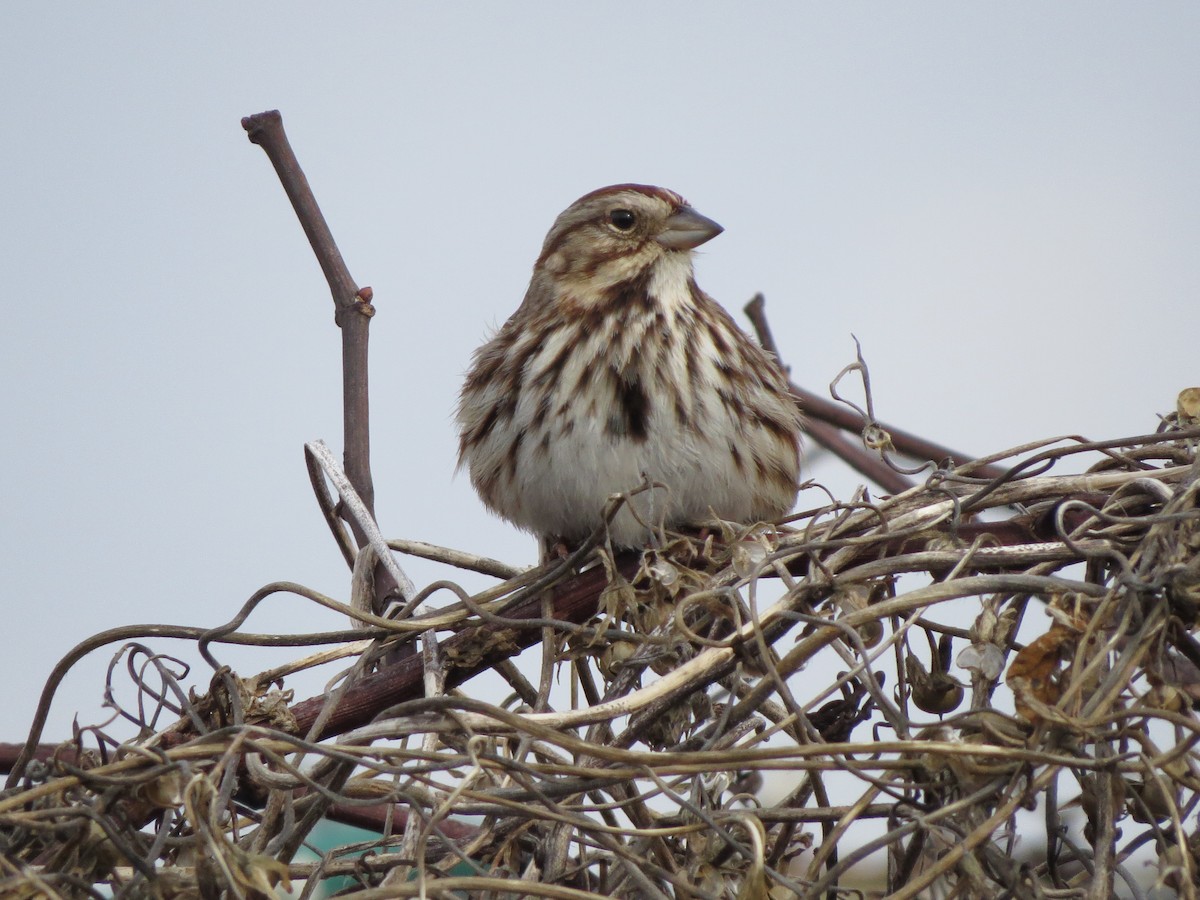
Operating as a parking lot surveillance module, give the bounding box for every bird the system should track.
[456,184,802,551]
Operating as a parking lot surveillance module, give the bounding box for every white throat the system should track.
[647,251,697,313]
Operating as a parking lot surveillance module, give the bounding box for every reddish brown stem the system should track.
[802,415,914,495]
[261,508,1075,745]
[789,380,1007,481]
[287,556,639,740]
[242,111,399,612]
[743,294,1009,485]
[241,110,377,532]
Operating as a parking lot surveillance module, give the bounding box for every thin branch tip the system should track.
[241,109,283,141]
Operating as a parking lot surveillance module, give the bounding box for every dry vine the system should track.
[3,112,1199,899]
[5,411,1200,898]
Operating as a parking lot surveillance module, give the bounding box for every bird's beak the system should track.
[656,207,724,250]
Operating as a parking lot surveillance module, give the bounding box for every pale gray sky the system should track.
[2,5,1197,740]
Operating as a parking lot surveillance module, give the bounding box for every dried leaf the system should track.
[1006,626,1075,722]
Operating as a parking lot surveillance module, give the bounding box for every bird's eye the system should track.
[609,209,637,231]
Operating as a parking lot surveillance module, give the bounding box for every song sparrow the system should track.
[457,184,802,550]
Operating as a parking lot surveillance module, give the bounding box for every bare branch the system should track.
[745,293,1011,486]
[242,110,392,609]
